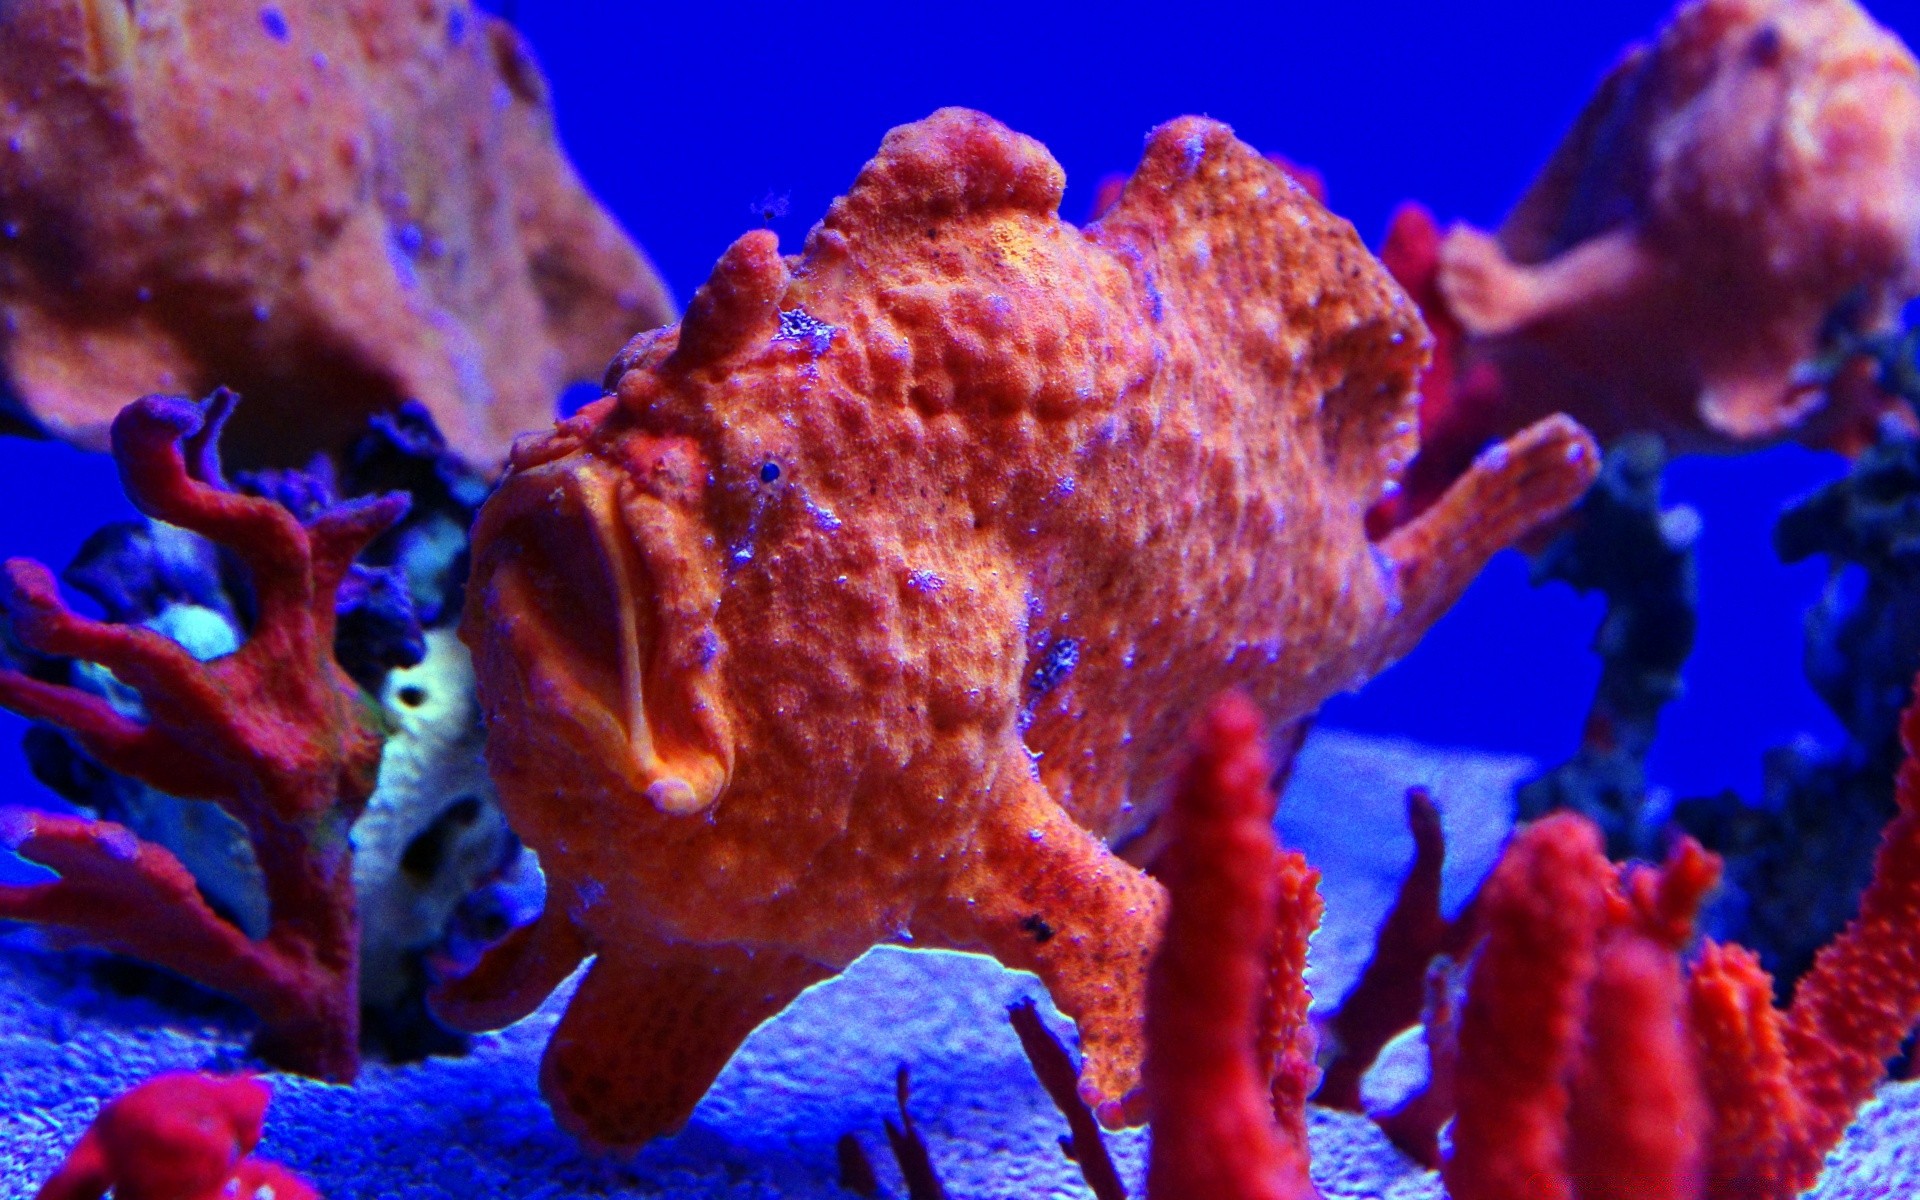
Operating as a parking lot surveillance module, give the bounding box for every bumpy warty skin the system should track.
[0,0,673,468]
[1438,0,1920,452]
[436,108,1601,1151]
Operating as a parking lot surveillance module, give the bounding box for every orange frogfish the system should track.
[1418,0,1920,493]
[0,0,672,468]
[432,108,1600,1150]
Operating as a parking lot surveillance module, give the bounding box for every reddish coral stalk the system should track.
[882,1065,949,1200]
[1688,943,1809,1196]
[0,391,403,1080]
[1443,814,1614,1200]
[36,1071,318,1200]
[1371,958,1460,1170]
[1145,692,1316,1200]
[1009,998,1127,1200]
[1565,928,1706,1200]
[1315,786,1448,1111]
[1261,849,1323,1162]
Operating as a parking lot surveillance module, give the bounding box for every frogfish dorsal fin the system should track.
[824,107,1066,234]
[670,229,792,370]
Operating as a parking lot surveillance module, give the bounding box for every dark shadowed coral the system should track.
[1518,435,1701,859]
[1009,998,1128,1200]
[0,392,404,1080]
[0,0,673,469]
[435,107,1597,1150]
[35,1071,317,1200]
[1314,788,1464,1120]
[882,1067,949,1200]
[1672,418,1920,989]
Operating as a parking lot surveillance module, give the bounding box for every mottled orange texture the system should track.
[0,0,671,468]
[434,107,1598,1149]
[1434,0,1920,458]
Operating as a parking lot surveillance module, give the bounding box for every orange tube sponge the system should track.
[0,0,671,468]
[438,106,1597,1150]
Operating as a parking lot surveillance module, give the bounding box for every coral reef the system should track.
[0,0,673,469]
[436,106,1598,1150]
[35,1071,317,1200]
[13,400,514,1052]
[0,391,404,1080]
[1171,677,1920,1200]
[351,628,514,1051]
[1378,0,1920,527]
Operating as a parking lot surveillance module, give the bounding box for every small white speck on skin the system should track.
[1476,442,1511,472]
[1566,440,1588,463]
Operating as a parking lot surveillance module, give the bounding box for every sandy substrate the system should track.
[2,728,1911,1198]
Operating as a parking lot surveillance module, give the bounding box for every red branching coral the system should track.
[1259,848,1323,1166]
[36,1071,318,1200]
[0,391,404,1080]
[1145,692,1319,1200]
[1142,675,1920,1200]
[1686,676,1920,1198]
[1432,727,1918,1200]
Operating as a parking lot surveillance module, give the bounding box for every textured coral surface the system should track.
[440,106,1599,1149]
[0,0,672,467]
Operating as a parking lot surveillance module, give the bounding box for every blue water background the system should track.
[2,0,1917,814]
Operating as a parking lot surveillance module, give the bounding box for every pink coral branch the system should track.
[1146,692,1317,1200]
[0,811,285,1006]
[0,392,404,1081]
[1261,849,1323,1163]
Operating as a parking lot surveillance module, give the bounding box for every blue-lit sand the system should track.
[6,729,1913,1198]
